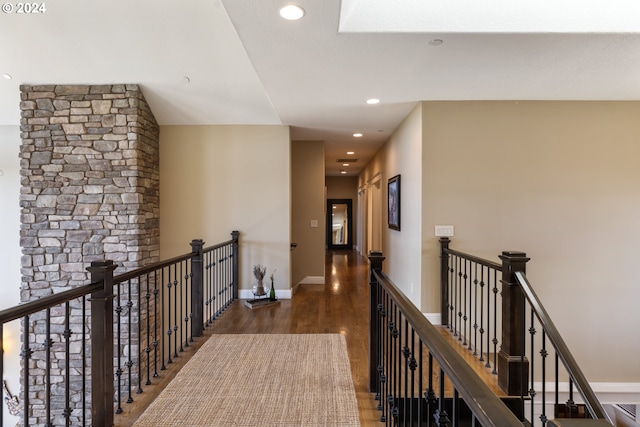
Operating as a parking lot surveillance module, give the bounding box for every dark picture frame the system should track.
[388,175,400,230]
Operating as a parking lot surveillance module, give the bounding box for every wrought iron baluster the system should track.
[178,262,184,353]
[161,267,167,370]
[381,290,389,423]
[44,308,52,427]
[434,367,450,427]
[187,260,193,344]
[529,309,536,424]
[456,256,462,339]
[450,255,456,334]
[425,351,436,427]
[409,328,417,426]
[115,282,124,413]
[153,270,159,378]
[540,331,548,426]
[479,266,486,363]
[472,262,479,355]
[126,279,134,404]
[137,275,143,394]
[453,388,459,427]
[21,315,32,427]
[82,297,87,426]
[492,269,498,374]
[145,272,152,386]
[462,259,468,347]
[173,266,179,358]
[63,302,72,427]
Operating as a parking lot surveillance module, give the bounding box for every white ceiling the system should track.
[2,0,640,176]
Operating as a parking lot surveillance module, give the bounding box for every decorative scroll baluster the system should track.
[540,331,548,425]
[126,279,134,404]
[82,297,87,426]
[529,309,536,424]
[472,263,479,355]
[166,266,173,364]
[172,266,178,359]
[434,367,450,427]
[137,275,143,394]
[44,308,52,427]
[63,302,72,427]
[115,282,124,413]
[145,272,152,386]
[161,267,168,369]
[462,259,468,347]
[491,269,499,374]
[153,270,159,378]
[178,261,184,353]
[409,328,417,426]
[479,266,485,363]
[21,315,32,427]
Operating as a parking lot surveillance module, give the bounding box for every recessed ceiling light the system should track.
[366,98,380,105]
[343,163,349,167]
[353,133,363,137]
[2,73,12,80]
[279,4,305,20]
[346,151,355,155]
[340,171,347,174]
[429,39,444,46]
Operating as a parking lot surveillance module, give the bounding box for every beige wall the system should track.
[159,125,291,293]
[291,141,325,285]
[360,100,640,388]
[358,104,423,306]
[0,125,22,426]
[420,101,640,383]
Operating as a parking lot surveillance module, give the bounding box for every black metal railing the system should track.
[0,231,239,427]
[439,238,612,426]
[369,252,523,427]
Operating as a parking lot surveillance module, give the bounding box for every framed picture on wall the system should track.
[388,175,400,230]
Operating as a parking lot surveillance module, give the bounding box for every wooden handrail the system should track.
[373,269,523,427]
[515,271,611,423]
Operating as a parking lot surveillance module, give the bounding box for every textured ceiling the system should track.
[2,0,639,176]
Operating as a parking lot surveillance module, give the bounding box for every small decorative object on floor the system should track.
[269,270,277,301]
[246,265,280,309]
[252,264,267,297]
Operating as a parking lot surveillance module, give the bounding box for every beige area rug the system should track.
[132,334,361,426]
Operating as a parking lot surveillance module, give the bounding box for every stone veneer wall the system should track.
[19,84,159,425]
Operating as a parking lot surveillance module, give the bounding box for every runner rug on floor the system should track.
[132,334,360,426]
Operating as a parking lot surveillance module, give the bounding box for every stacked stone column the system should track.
[19,84,159,425]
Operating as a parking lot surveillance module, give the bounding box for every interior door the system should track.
[327,199,353,250]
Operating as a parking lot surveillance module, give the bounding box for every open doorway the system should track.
[327,199,353,250]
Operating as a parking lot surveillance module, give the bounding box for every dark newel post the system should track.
[231,231,240,300]
[88,260,117,427]
[190,239,205,338]
[439,237,451,326]
[368,251,385,393]
[497,251,530,396]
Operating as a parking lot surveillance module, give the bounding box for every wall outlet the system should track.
[435,225,454,237]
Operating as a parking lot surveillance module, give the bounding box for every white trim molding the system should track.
[297,275,325,285]
[424,313,442,325]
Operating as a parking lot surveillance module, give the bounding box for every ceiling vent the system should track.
[336,158,358,163]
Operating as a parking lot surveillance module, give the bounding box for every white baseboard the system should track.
[298,275,325,285]
[424,313,442,325]
[239,289,292,300]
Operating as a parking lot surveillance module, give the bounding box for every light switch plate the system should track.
[435,225,454,237]
[310,220,318,228]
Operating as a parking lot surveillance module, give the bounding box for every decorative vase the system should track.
[269,281,276,301]
[255,279,266,296]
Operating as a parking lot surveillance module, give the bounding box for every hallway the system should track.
[209,249,379,426]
